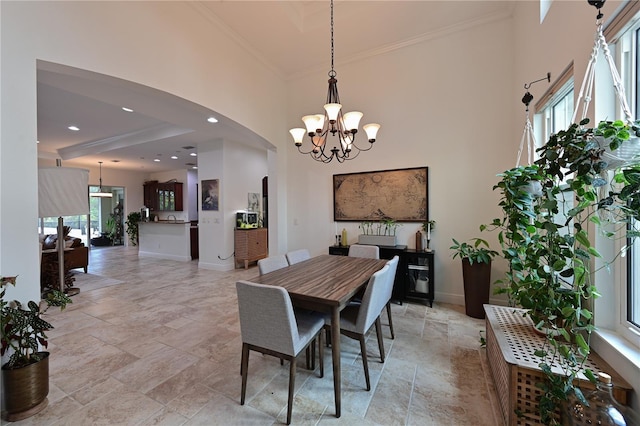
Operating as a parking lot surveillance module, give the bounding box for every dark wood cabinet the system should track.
[403,250,434,307]
[329,245,434,305]
[143,181,183,211]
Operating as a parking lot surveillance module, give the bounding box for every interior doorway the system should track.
[89,185,125,246]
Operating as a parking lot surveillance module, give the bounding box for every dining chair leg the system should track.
[358,336,371,391]
[240,343,250,405]
[318,332,324,378]
[386,301,395,339]
[287,357,296,425]
[375,317,385,362]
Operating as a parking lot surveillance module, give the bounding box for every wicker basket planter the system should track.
[1,352,50,421]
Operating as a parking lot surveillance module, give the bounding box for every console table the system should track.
[484,304,632,425]
[328,245,435,306]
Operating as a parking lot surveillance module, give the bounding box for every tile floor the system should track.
[4,246,502,425]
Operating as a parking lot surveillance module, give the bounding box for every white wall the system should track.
[1,1,286,303]
[196,139,268,271]
[285,11,515,305]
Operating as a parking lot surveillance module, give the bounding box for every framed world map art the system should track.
[333,167,428,222]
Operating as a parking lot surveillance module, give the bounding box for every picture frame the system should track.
[202,179,219,211]
[333,167,428,222]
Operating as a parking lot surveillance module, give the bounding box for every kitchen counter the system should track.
[144,220,189,224]
[138,221,192,261]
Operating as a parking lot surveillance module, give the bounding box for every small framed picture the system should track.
[202,179,219,211]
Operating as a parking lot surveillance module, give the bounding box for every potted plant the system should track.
[1,275,71,421]
[484,118,640,424]
[450,237,498,319]
[125,211,142,246]
[358,218,401,246]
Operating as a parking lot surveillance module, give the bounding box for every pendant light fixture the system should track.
[91,161,113,198]
[289,0,380,163]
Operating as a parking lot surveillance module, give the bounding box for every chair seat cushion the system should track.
[324,305,359,333]
[294,312,324,355]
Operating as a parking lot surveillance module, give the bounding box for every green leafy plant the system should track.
[125,211,142,246]
[359,218,402,236]
[483,118,640,424]
[1,276,71,369]
[421,219,436,232]
[105,216,117,243]
[450,237,498,265]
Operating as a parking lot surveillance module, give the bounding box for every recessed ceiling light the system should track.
[192,166,198,169]
[122,107,134,112]
[190,152,197,157]
[68,125,80,131]
[171,155,178,160]
[154,159,161,162]
[207,116,218,123]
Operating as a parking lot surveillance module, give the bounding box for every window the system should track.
[629,217,640,328]
[534,62,574,151]
[597,5,640,343]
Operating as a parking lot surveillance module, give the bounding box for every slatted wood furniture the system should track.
[234,227,268,269]
[484,304,632,425]
[253,254,388,418]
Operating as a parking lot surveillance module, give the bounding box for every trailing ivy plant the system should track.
[483,118,640,424]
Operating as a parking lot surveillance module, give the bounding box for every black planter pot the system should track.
[1,352,50,421]
[461,258,492,319]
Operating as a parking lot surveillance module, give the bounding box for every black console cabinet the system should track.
[328,245,435,306]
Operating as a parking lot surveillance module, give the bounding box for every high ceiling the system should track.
[36,1,513,172]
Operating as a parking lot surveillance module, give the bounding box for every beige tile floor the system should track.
[4,246,502,425]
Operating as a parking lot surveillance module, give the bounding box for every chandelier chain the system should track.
[289,0,379,163]
[330,0,335,77]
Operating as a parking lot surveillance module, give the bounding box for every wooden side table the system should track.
[234,228,268,269]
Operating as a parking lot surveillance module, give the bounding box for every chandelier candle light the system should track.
[289,0,380,163]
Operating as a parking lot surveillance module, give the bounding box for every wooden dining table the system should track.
[252,254,388,418]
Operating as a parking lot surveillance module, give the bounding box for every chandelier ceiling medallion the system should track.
[289,0,380,163]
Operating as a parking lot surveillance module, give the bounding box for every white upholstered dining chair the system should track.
[236,280,324,425]
[285,248,311,265]
[257,254,289,275]
[348,244,380,259]
[325,264,390,391]
[382,255,399,339]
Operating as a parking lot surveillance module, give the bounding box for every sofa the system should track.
[39,227,89,273]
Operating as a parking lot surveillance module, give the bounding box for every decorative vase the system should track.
[1,352,50,421]
[461,258,491,319]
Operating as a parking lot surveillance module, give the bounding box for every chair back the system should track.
[286,249,311,265]
[258,254,289,275]
[355,264,390,333]
[236,280,298,355]
[383,256,400,302]
[348,244,380,259]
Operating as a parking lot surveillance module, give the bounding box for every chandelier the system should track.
[289,0,380,163]
[90,161,113,198]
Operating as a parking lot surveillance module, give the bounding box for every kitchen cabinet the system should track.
[143,181,183,211]
[235,228,268,269]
